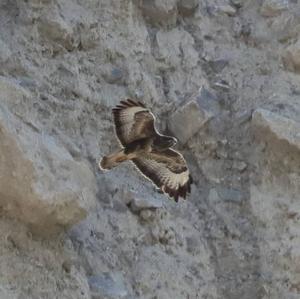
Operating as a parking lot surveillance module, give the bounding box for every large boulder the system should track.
[0,77,96,235]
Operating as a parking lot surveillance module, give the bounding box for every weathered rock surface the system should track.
[168,100,212,144]
[88,273,128,299]
[38,15,78,51]
[0,77,96,234]
[128,194,163,212]
[139,0,178,25]
[252,108,300,151]
[177,0,199,16]
[260,0,289,17]
[282,39,300,73]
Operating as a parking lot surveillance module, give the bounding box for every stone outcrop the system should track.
[260,0,289,17]
[0,77,96,235]
[168,100,212,144]
[252,108,300,151]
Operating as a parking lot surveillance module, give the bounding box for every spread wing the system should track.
[132,149,193,202]
[112,99,156,146]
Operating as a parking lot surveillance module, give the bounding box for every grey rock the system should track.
[0,78,96,235]
[102,67,126,85]
[27,0,52,4]
[217,4,237,16]
[232,161,247,172]
[156,29,199,69]
[208,58,229,73]
[208,187,246,204]
[79,25,100,50]
[282,40,300,73]
[230,0,245,8]
[139,209,155,221]
[206,3,237,17]
[217,187,246,203]
[177,0,199,16]
[18,77,38,91]
[186,236,200,254]
[270,13,300,43]
[130,196,163,212]
[88,272,128,299]
[196,86,220,115]
[260,0,289,17]
[252,108,300,151]
[37,15,78,51]
[0,39,11,63]
[139,0,177,26]
[208,188,220,203]
[168,100,212,144]
[213,80,230,91]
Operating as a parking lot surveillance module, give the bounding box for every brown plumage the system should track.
[99,99,193,202]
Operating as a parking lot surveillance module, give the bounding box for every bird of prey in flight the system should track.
[99,99,192,202]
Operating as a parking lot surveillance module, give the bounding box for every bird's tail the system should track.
[99,149,132,170]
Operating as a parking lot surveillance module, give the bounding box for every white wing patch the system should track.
[116,106,148,143]
[110,99,192,202]
[112,100,155,146]
[132,150,191,201]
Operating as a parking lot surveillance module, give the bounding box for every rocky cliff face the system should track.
[0,0,300,298]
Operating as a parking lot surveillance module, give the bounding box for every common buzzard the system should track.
[99,99,193,202]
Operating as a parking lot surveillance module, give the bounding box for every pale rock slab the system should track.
[252,108,300,151]
[260,0,289,17]
[88,272,128,299]
[196,86,220,115]
[37,13,79,51]
[0,38,11,63]
[270,13,300,42]
[124,190,163,212]
[156,28,199,69]
[130,196,163,212]
[177,0,199,16]
[0,78,96,235]
[139,0,177,26]
[282,39,300,73]
[168,100,212,144]
[217,4,237,16]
